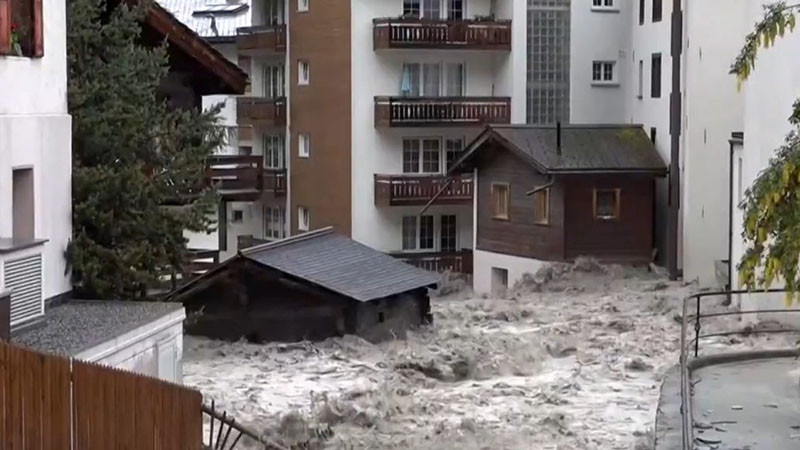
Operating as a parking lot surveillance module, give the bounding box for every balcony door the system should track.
[403,138,441,174]
[404,0,464,19]
[263,0,284,25]
[401,62,463,97]
[263,64,284,99]
[402,215,457,252]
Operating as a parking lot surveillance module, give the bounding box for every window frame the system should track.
[0,0,44,58]
[533,187,550,226]
[440,214,458,252]
[491,182,510,221]
[297,0,309,13]
[652,0,662,22]
[593,188,621,221]
[298,206,310,231]
[651,53,662,98]
[591,0,615,10]
[298,60,310,86]
[263,205,285,240]
[402,137,443,174]
[298,133,310,158]
[637,60,644,99]
[639,0,645,25]
[401,215,436,251]
[591,61,617,85]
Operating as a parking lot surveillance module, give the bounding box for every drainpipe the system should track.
[556,122,562,156]
[727,132,743,305]
[668,0,683,280]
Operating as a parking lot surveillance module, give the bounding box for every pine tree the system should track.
[66,0,223,299]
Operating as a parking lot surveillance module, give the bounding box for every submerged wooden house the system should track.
[168,228,438,342]
[449,124,667,294]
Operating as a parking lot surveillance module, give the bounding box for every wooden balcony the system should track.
[237,96,286,128]
[373,18,511,51]
[206,155,286,201]
[374,173,473,206]
[236,25,287,55]
[374,96,511,127]
[393,250,473,274]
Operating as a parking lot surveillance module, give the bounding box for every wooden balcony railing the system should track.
[373,18,511,50]
[206,155,286,201]
[236,24,287,54]
[237,96,286,128]
[393,250,474,274]
[374,173,473,206]
[375,96,511,127]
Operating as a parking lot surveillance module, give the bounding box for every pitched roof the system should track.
[142,0,247,94]
[156,0,252,40]
[451,124,668,175]
[171,228,439,303]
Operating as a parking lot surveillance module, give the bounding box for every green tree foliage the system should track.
[733,2,800,300]
[67,0,223,299]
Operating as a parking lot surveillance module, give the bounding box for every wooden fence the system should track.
[0,341,202,449]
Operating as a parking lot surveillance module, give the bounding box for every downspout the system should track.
[727,137,735,305]
[668,0,683,280]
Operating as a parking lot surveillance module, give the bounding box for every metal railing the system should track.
[679,288,800,449]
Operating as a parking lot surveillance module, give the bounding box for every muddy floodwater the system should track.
[184,260,795,450]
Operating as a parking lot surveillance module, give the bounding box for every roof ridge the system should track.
[490,123,644,130]
[241,227,334,255]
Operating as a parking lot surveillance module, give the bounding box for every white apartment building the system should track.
[0,0,72,328]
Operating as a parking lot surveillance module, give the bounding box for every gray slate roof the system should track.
[454,124,667,175]
[157,0,252,39]
[14,301,184,356]
[241,229,439,302]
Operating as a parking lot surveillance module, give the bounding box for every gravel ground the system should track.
[184,260,797,450]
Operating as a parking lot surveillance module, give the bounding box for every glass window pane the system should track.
[422,139,440,173]
[446,138,463,170]
[423,63,440,97]
[420,215,434,249]
[423,0,440,19]
[403,139,421,173]
[445,63,464,96]
[402,216,417,250]
[440,215,456,252]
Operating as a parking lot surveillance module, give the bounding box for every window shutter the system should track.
[34,0,44,57]
[0,0,10,55]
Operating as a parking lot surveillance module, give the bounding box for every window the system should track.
[239,145,253,156]
[298,206,310,231]
[594,189,621,220]
[592,0,613,8]
[422,139,440,173]
[592,61,615,83]
[652,0,662,22]
[264,0,284,25]
[298,60,310,85]
[402,215,434,250]
[264,206,285,240]
[403,0,421,17]
[651,53,662,98]
[448,0,464,20]
[298,133,310,158]
[491,267,508,296]
[650,127,657,144]
[637,60,643,98]
[264,134,284,168]
[403,138,440,173]
[491,183,510,220]
[639,0,645,24]
[232,209,244,224]
[12,168,34,240]
[440,215,457,252]
[298,0,309,12]
[533,188,549,225]
[402,62,461,97]
[264,64,285,98]
[1,0,43,57]
[238,56,252,94]
[445,138,464,170]
[422,0,441,19]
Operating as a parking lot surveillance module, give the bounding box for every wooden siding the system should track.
[476,148,565,260]
[564,175,654,262]
[373,18,512,51]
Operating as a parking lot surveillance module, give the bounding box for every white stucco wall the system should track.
[680,0,748,287]
[0,0,72,301]
[569,1,632,124]
[350,0,522,251]
[731,1,800,325]
[473,249,547,295]
[75,308,186,383]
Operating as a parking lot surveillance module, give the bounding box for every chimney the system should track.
[556,122,562,156]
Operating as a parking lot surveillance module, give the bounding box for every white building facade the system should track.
[0,0,72,328]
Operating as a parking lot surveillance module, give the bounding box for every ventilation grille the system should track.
[4,254,43,326]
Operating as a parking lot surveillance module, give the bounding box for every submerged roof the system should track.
[157,0,252,39]
[451,124,668,175]
[172,228,439,302]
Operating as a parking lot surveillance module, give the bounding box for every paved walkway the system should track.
[692,358,800,448]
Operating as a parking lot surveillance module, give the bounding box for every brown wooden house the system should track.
[449,125,667,293]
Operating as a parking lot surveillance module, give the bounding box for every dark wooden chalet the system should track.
[450,124,667,263]
[167,228,439,343]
